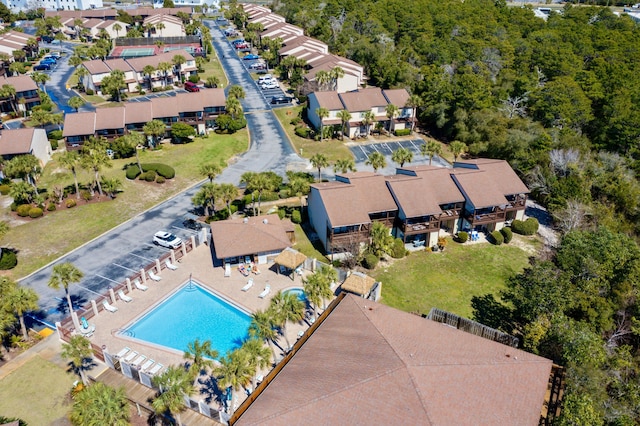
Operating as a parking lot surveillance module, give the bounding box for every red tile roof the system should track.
[235,295,552,426]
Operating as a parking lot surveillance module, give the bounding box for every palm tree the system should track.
[143,65,156,90]
[249,309,279,361]
[192,182,218,217]
[269,291,305,349]
[205,75,220,88]
[101,177,122,199]
[336,109,351,140]
[112,22,122,38]
[48,262,84,315]
[315,107,329,142]
[362,110,375,138]
[61,335,93,386]
[200,163,221,183]
[156,22,165,36]
[240,338,271,391]
[366,151,386,173]
[405,94,423,132]
[8,181,35,205]
[420,140,442,166]
[31,71,50,93]
[449,140,468,162]
[75,66,88,90]
[392,147,414,167]
[184,339,218,387]
[329,66,344,91]
[385,104,399,133]
[228,84,245,100]
[310,153,329,182]
[303,266,335,319]
[217,183,238,216]
[240,172,278,216]
[333,158,356,174]
[68,55,84,68]
[67,96,85,112]
[369,221,393,258]
[70,382,129,426]
[225,97,242,120]
[4,284,38,340]
[157,61,172,87]
[315,70,330,91]
[81,137,112,196]
[288,176,309,208]
[215,349,254,416]
[172,54,186,83]
[0,84,17,114]
[143,119,166,148]
[59,151,82,199]
[152,365,194,426]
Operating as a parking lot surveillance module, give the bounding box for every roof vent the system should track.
[263,219,268,224]
[243,218,249,224]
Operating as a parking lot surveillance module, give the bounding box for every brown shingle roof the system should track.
[235,295,552,426]
[124,102,153,124]
[339,88,388,112]
[1,75,37,93]
[312,91,344,111]
[456,159,530,196]
[210,214,292,259]
[62,112,95,137]
[95,106,125,130]
[82,59,111,75]
[105,58,134,73]
[383,88,410,107]
[452,169,508,209]
[0,128,35,155]
[150,96,178,119]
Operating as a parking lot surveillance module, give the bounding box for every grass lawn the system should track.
[372,239,533,319]
[198,55,229,88]
[0,355,74,425]
[273,106,353,163]
[3,129,248,279]
[293,224,330,263]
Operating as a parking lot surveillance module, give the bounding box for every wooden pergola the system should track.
[273,248,307,280]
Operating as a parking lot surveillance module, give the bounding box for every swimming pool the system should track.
[120,282,251,356]
[283,287,307,302]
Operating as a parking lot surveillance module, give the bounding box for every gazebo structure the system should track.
[340,271,381,301]
[273,247,307,280]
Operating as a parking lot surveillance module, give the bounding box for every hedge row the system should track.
[394,128,411,136]
[126,163,175,180]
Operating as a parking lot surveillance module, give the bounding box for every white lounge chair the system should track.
[148,270,162,281]
[140,359,155,372]
[165,259,178,270]
[124,350,139,363]
[118,289,132,303]
[131,354,147,367]
[224,263,231,277]
[133,279,148,291]
[147,363,163,376]
[242,278,254,292]
[103,300,118,313]
[258,284,271,299]
[116,347,130,358]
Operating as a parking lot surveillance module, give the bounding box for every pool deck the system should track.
[86,243,317,410]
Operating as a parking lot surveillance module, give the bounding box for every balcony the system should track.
[401,220,439,235]
[466,208,506,226]
[505,196,527,211]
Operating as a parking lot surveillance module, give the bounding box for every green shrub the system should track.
[291,209,301,224]
[142,163,175,179]
[278,189,290,199]
[511,218,539,235]
[140,170,157,182]
[0,250,17,270]
[28,207,43,218]
[362,253,379,270]
[10,202,17,211]
[156,176,166,184]
[394,128,411,136]
[0,184,10,195]
[456,231,468,243]
[294,127,310,138]
[66,198,77,208]
[85,88,94,95]
[49,139,58,150]
[188,74,200,83]
[490,230,504,245]
[290,117,302,126]
[125,165,141,180]
[390,238,406,259]
[48,130,63,140]
[47,203,56,211]
[277,208,286,219]
[500,227,513,244]
[16,204,31,217]
[81,190,92,201]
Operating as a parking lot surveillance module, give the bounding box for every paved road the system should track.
[20,20,306,327]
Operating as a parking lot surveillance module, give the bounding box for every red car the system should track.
[235,43,249,49]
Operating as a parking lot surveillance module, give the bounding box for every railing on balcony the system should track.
[466,208,506,225]
[402,220,439,235]
[505,196,526,211]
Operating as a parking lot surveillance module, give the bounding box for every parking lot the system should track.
[350,139,450,170]
[127,88,190,103]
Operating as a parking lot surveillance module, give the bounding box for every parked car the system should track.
[40,60,56,66]
[258,74,273,84]
[243,54,260,60]
[41,35,54,43]
[43,56,57,62]
[48,51,61,58]
[249,62,267,70]
[33,63,51,71]
[261,81,279,90]
[51,39,61,45]
[183,219,203,231]
[234,43,249,49]
[184,81,200,92]
[224,29,238,36]
[232,39,246,45]
[271,96,293,105]
[153,231,183,249]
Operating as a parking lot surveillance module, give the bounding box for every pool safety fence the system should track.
[115,35,201,47]
[57,237,197,360]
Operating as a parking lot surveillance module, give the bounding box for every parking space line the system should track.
[76,284,103,296]
[129,251,159,261]
[95,274,121,284]
[112,263,139,273]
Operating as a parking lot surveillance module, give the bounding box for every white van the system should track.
[258,74,273,84]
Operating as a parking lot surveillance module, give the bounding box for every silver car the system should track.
[153,231,183,249]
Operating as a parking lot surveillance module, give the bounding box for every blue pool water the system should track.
[122,282,251,356]
[284,287,307,302]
